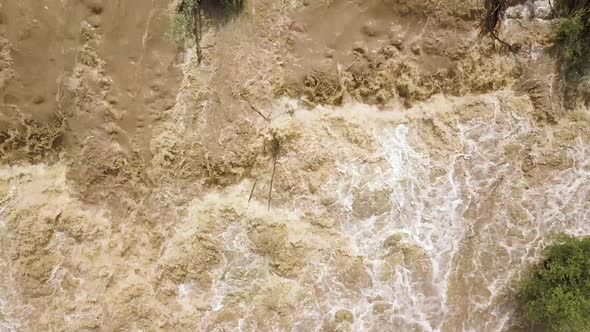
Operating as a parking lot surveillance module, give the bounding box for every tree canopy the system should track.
[519,235,590,332]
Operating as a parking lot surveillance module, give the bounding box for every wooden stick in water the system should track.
[267,136,280,211]
[268,154,277,211]
[248,178,258,203]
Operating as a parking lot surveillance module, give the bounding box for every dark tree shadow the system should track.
[200,0,244,24]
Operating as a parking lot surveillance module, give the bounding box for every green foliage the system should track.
[165,0,244,43]
[165,11,193,43]
[519,235,590,332]
[554,0,590,78]
[554,0,590,15]
[165,0,200,44]
[218,0,244,14]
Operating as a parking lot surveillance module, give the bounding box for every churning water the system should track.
[188,92,589,332]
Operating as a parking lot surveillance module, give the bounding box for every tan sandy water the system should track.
[0,0,588,331]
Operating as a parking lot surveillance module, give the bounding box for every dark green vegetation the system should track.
[479,0,589,78]
[519,235,590,332]
[553,0,590,78]
[166,0,199,44]
[166,0,243,63]
[166,0,244,43]
[217,0,244,14]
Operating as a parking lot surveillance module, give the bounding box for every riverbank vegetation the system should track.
[519,235,590,331]
[167,0,244,63]
[553,0,590,78]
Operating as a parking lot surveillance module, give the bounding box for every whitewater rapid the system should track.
[1,93,587,331]
[195,94,589,331]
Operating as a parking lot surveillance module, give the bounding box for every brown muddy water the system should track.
[0,0,589,331]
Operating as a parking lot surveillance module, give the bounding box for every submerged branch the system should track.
[267,135,280,211]
[248,178,258,203]
[479,0,518,51]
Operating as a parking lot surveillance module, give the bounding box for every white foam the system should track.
[325,95,587,330]
[190,95,589,331]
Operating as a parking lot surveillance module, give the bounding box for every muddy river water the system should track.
[0,0,589,331]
